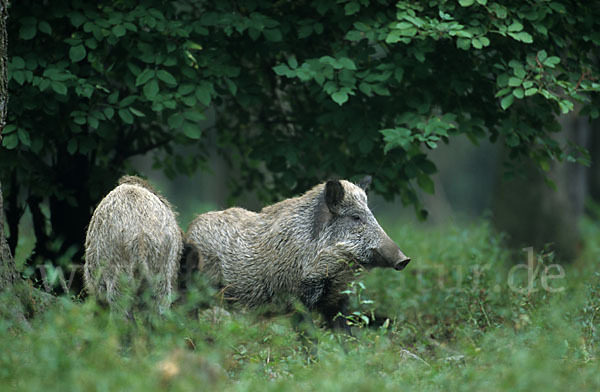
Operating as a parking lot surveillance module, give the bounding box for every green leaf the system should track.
[508,77,522,87]
[457,37,470,50]
[459,0,475,6]
[519,32,533,43]
[508,21,523,32]
[288,56,298,69]
[298,25,313,39]
[69,12,86,28]
[135,69,155,86]
[178,84,195,95]
[73,116,86,125]
[393,69,404,84]
[38,21,52,35]
[513,88,524,99]
[182,122,202,139]
[497,73,509,87]
[385,32,401,44]
[345,2,360,15]
[103,107,114,119]
[381,127,412,152]
[2,124,16,134]
[19,26,36,42]
[129,107,145,117]
[226,79,237,96]
[51,81,67,95]
[118,109,134,124]
[544,56,560,67]
[67,139,78,155]
[510,31,533,43]
[2,133,18,149]
[108,91,119,104]
[345,30,363,41]
[86,115,98,130]
[17,128,31,146]
[69,45,87,62]
[338,57,357,70]
[417,174,435,194]
[371,84,390,96]
[12,71,25,85]
[537,50,548,63]
[19,22,36,40]
[500,94,514,110]
[359,82,372,95]
[157,70,177,86]
[525,88,537,96]
[419,159,437,175]
[143,79,159,99]
[514,67,526,79]
[263,28,282,42]
[490,4,507,18]
[495,87,511,98]
[196,86,211,106]
[248,27,261,41]
[331,91,349,105]
[399,28,417,37]
[112,25,126,38]
[273,64,291,76]
[119,95,136,107]
[168,113,184,129]
[184,110,206,122]
[11,57,25,69]
[506,133,519,147]
[182,96,196,107]
[558,99,573,114]
[395,22,413,30]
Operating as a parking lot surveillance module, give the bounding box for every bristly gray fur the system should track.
[84,175,183,315]
[186,178,408,328]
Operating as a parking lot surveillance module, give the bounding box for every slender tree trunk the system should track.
[0,182,17,291]
[0,0,54,327]
[0,0,28,326]
[492,114,588,262]
[0,0,15,290]
[588,119,600,205]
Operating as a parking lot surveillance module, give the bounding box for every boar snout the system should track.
[394,255,411,271]
[373,235,411,270]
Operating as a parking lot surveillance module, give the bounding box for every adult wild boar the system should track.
[84,175,183,315]
[186,176,410,329]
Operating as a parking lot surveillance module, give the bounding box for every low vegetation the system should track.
[1,218,599,391]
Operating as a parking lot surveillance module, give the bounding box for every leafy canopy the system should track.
[1,0,599,264]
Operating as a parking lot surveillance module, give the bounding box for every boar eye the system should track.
[351,214,361,222]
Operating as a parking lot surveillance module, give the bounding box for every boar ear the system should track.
[325,180,344,212]
[357,175,372,193]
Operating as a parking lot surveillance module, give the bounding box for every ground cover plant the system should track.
[1,218,599,391]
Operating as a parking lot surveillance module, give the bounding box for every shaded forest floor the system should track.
[1,218,599,391]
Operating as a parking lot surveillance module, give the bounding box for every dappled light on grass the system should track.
[1,220,599,391]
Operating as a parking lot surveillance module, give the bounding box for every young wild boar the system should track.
[84,176,183,315]
[186,176,410,329]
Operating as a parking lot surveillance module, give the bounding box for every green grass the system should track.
[1,219,599,391]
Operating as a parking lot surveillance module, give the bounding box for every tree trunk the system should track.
[0,182,17,291]
[588,119,600,206]
[0,0,14,288]
[0,0,54,327]
[492,115,589,262]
